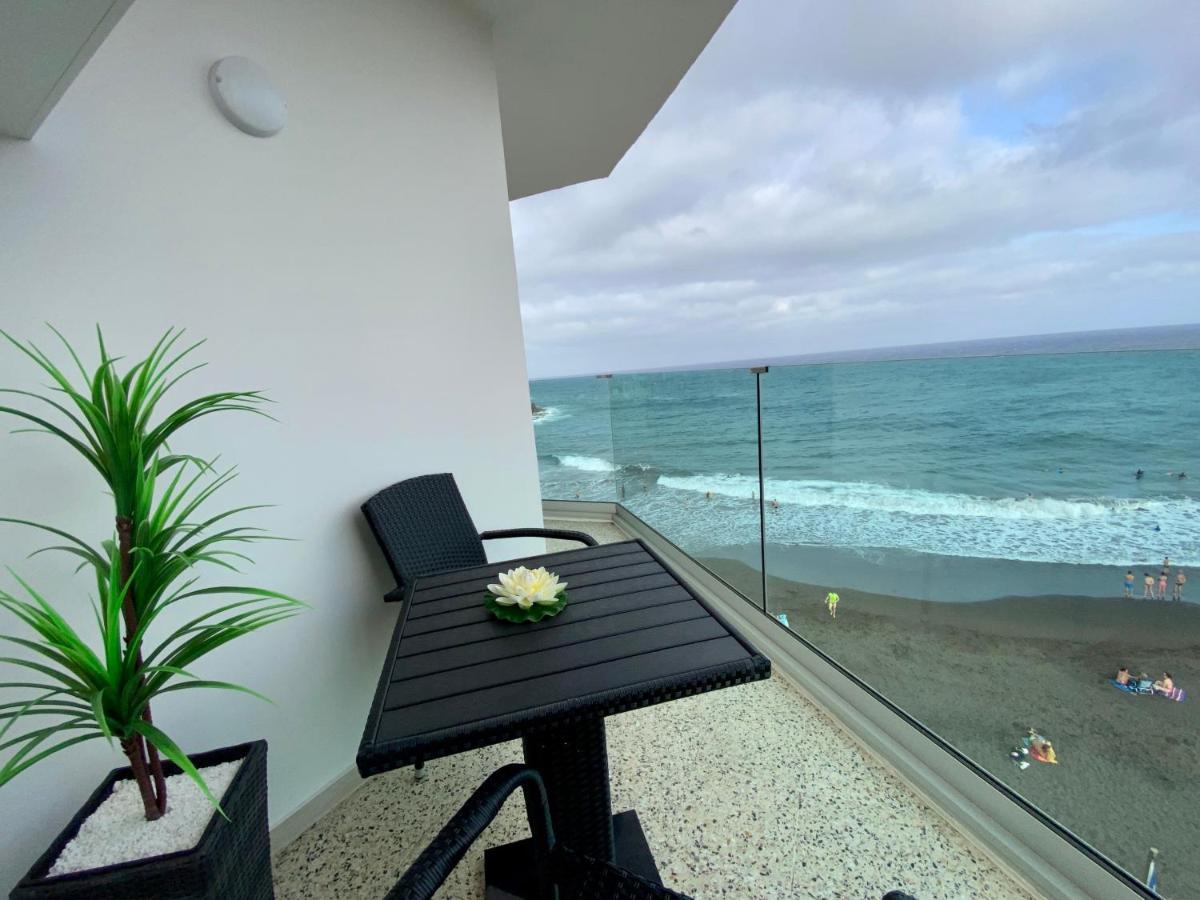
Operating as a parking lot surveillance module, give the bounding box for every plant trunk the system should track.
[116,515,168,818]
[121,736,163,822]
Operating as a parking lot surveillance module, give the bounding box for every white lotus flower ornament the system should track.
[484,566,569,622]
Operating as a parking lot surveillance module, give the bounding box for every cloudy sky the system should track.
[512,0,1200,379]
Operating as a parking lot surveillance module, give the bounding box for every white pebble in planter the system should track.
[50,761,242,875]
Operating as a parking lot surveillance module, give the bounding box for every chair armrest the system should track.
[480,527,598,547]
[383,586,406,604]
[387,765,555,900]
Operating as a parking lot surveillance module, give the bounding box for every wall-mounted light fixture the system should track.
[208,56,286,137]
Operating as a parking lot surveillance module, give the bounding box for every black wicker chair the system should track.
[362,473,598,603]
[389,764,922,900]
[388,764,690,900]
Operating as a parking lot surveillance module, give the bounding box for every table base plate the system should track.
[483,810,661,899]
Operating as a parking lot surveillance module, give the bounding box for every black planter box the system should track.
[10,740,273,900]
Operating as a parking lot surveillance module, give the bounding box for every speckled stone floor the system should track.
[272,521,1038,899]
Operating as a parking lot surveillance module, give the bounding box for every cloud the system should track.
[513,0,1200,378]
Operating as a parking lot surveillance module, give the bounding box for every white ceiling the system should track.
[0,0,734,200]
[470,0,735,199]
[0,0,133,139]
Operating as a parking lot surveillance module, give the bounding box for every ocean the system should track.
[532,327,1200,601]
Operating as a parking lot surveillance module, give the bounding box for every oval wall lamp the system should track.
[208,56,287,137]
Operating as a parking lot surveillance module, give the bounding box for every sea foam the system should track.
[657,473,1161,522]
[557,455,617,473]
[532,406,567,425]
[641,473,1200,567]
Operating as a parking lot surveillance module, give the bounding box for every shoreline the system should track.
[702,541,1191,603]
[699,556,1200,897]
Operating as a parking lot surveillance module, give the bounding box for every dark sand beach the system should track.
[702,557,1200,898]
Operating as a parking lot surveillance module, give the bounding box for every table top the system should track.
[357,539,771,775]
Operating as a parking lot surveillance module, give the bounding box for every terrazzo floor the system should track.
[272,521,1038,899]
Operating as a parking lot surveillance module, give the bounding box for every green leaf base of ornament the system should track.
[483,591,569,623]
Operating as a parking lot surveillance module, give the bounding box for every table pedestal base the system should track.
[483,810,661,899]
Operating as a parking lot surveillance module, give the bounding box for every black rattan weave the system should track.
[358,540,771,776]
[358,539,771,893]
[10,741,272,900]
[362,473,597,600]
[389,764,688,900]
[523,718,614,865]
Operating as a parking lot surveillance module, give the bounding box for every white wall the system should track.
[0,0,545,887]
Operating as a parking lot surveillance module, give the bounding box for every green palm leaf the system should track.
[0,327,302,814]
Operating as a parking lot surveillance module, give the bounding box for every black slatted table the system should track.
[357,539,771,899]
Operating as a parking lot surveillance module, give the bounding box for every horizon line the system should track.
[529,320,1200,382]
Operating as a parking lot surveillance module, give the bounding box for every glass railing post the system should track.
[597,373,614,502]
[752,365,768,613]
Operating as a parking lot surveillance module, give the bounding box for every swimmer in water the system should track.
[1135,468,1145,480]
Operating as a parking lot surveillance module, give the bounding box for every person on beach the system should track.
[1027,733,1057,765]
[770,498,780,510]
[1143,572,1155,599]
[1175,570,1186,602]
[1116,666,1133,685]
[825,590,840,618]
[1154,672,1175,695]
[1124,570,1135,598]
[1158,571,1169,600]
[1163,556,1170,575]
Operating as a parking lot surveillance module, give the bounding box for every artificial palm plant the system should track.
[0,327,301,821]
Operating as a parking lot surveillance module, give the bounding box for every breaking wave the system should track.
[657,473,1161,522]
[556,455,617,473]
[641,473,1200,567]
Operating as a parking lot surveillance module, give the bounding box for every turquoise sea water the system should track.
[532,330,1200,582]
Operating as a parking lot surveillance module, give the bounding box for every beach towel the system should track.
[1110,679,1152,694]
[1028,742,1058,764]
[1018,733,1059,764]
[1109,679,1186,701]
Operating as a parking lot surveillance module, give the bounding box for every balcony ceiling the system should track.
[1,0,733,200]
[467,0,735,199]
[0,0,132,139]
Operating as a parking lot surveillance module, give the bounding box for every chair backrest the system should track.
[362,473,487,594]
